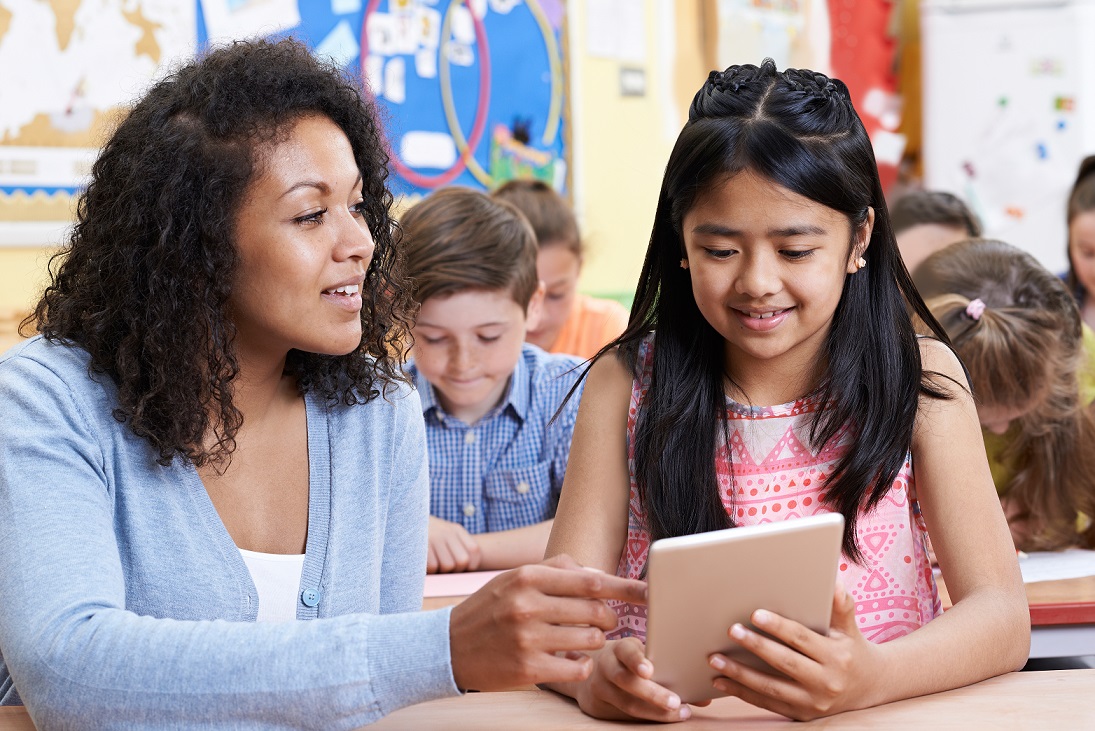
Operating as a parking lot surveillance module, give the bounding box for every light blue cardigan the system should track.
[0,337,460,729]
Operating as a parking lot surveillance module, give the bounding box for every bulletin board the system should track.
[0,0,569,246]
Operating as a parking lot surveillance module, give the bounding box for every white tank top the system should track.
[239,548,306,623]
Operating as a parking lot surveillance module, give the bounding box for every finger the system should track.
[449,538,471,572]
[510,562,647,604]
[461,534,482,572]
[711,673,807,721]
[427,545,439,574]
[521,650,595,685]
[829,582,859,637]
[435,541,457,573]
[749,608,825,660]
[534,621,612,655]
[720,620,823,686]
[614,637,654,678]
[593,667,691,723]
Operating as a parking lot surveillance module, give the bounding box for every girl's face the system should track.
[681,170,869,391]
[230,114,375,367]
[526,243,581,351]
[1069,211,1095,296]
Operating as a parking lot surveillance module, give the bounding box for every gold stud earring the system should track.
[856,256,867,270]
[680,258,689,270]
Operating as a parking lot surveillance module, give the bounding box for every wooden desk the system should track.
[1,671,1089,729]
[938,574,1095,659]
[369,670,1094,729]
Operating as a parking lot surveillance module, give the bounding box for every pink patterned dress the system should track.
[610,336,941,644]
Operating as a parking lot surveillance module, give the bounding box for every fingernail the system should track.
[666,694,681,710]
[753,609,770,625]
[679,706,692,720]
[709,655,726,670]
[580,566,605,573]
[638,660,653,676]
[730,624,747,640]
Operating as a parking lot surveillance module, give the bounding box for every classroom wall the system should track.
[568,0,706,302]
[0,1,701,314]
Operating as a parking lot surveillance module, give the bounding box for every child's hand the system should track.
[1000,495,1032,549]
[427,516,481,573]
[574,637,696,722]
[707,581,883,721]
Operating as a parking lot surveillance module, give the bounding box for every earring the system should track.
[856,256,867,270]
[680,258,689,270]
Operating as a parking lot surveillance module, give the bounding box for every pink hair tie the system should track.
[966,298,986,321]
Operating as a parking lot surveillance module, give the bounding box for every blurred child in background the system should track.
[915,239,1095,550]
[493,180,629,359]
[890,190,981,274]
[401,187,584,573]
[1066,156,1095,329]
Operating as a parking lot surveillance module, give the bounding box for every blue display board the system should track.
[198,0,568,197]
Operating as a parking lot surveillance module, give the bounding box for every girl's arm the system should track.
[543,353,693,723]
[708,339,1029,720]
[476,519,554,569]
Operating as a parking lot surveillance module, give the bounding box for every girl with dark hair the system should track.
[545,61,1028,722]
[0,39,644,727]
[1066,155,1095,329]
[915,239,1095,551]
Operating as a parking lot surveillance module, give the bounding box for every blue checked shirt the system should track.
[407,344,585,534]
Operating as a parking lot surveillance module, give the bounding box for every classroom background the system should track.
[1,0,1092,330]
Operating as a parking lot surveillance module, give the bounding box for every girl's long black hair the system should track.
[579,60,954,562]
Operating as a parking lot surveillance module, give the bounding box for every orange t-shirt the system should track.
[549,294,629,359]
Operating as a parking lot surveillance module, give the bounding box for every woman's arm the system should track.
[706,339,1029,720]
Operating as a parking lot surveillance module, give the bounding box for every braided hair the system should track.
[576,60,954,562]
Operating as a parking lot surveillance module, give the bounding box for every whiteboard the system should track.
[921,0,1095,274]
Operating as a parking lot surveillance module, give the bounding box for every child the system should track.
[1066,156,1095,329]
[914,239,1095,550]
[492,179,629,359]
[889,189,981,273]
[400,187,585,573]
[0,40,646,726]
[545,60,1028,722]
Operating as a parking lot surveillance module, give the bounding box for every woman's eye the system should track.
[294,208,327,225]
[350,200,367,217]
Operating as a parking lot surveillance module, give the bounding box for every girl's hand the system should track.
[1000,495,1033,550]
[708,582,883,721]
[574,637,696,722]
[427,516,481,573]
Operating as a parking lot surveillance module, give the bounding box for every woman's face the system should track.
[230,114,375,366]
[1069,210,1095,296]
[525,242,580,351]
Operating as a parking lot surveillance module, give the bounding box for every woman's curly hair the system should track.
[26,39,413,468]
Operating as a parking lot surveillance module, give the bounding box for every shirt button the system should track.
[464,431,476,445]
[301,588,322,607]
[463,503,477,517]
[515,481,530,494]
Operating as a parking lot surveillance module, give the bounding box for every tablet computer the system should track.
[645,512,845,704]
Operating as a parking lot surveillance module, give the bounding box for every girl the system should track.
[546,61,1029,723]
[0,40,644,727]
[1066,156,1095,329]
[492,179,629,359]
[915,239,1095,550]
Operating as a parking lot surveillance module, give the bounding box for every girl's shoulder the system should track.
[916,336,969,395]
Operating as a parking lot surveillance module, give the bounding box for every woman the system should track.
[0,40,643,728]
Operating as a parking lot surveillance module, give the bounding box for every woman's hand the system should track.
[574,637,695,722]
[707,582,884,721]
[427,516,481,573]
[448,555,648,691]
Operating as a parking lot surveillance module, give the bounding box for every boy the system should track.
[401,187,585,573]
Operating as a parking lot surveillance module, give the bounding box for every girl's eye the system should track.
[781,249,814,260]
[294,208,328,225]
[421,336,444,345]
[546,292,566,302]
[478,335,501,343]
[704,248,735,259]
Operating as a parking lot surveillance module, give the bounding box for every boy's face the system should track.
[412,287,544,425]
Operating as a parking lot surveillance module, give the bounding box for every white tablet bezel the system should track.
[644,512,845,704]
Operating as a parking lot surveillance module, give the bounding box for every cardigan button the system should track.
[301,588,322,607]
